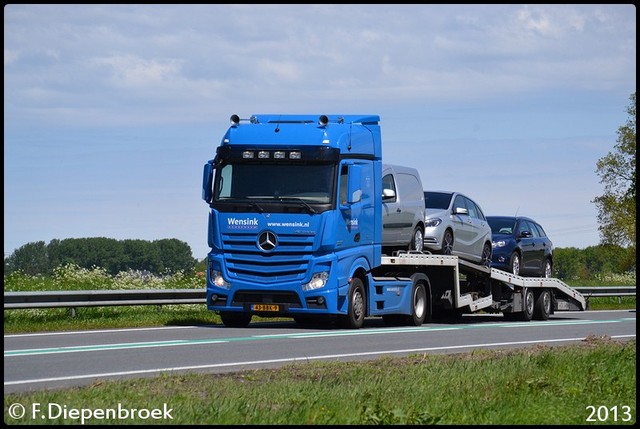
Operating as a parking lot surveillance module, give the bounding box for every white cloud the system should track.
[92,55,183,87]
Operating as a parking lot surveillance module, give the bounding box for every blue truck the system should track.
[202,114,586,329]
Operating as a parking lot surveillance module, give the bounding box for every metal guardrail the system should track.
[3,289,206,316]
[574,286,636,297]
[3,286,635,312]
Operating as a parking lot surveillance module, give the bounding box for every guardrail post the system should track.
[70,307,77,318]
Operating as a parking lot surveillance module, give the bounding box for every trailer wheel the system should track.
[220,311,252,328]
[339,277,366,329]
[533,289,551,321]
[518,288,535,321]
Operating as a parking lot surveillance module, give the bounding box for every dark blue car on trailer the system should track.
[486,216,554,278]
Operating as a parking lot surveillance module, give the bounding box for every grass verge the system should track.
[4,337,635,425]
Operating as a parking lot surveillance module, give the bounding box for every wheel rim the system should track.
[414,285,426,319]
[414,229,424,252]
[544,261,552,278]
[442,231,453,255]
[511,254,520,276]
[482,244,491,267]
[525,290,534,315]
[543,291,551,314]
[353,289,364,321]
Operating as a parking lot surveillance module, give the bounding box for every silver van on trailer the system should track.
[381,164,426,253]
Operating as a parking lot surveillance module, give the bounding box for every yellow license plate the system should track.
[252,304,280,312]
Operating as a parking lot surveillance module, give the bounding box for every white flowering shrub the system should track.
[52,263,113,290]
[3,270,49,292]
[593,272,636,286]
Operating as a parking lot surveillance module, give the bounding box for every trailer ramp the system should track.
[380,252,586,313]
[490,268,586,311]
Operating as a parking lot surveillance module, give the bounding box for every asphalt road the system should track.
[4,309,636,394]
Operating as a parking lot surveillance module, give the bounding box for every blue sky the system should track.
[4,4,636,260]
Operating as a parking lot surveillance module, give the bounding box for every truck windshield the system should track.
[214,162,336,204]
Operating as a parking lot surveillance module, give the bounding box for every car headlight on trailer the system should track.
[492,240,506,248]
[425,218,442,228]
[303,271,329,291]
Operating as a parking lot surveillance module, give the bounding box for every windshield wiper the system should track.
[276,197,317,214]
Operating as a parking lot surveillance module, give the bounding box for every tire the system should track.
[441,230,454,255]
[339,277,366,329]
[220,311,252,328]
[517,288,535,321]
[480,243,492,268]
[410,226,424,253]
[510,252,521,276]
[533,289,551,321]
[542,259,552,278]
[404,278,428,326]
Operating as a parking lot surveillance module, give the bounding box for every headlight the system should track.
[492,240,506,248]
[425,218,442,228]
[211,270,231,289]
[303,271,329,291]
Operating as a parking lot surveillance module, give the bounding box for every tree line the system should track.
[3,237,635,282]
[553,244,635,281]
[3,237,199,276]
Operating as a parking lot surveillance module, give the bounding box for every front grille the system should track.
[222,231,315,283]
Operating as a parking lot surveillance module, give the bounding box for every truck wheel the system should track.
[518,288,535,321]
[410,227,424,253]
[533,289,551,321]
[339,277,366,329]
[220,311,252,328]
[405,279,428,326]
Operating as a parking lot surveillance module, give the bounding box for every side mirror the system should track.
[340,163,363,210]
[519,230,532,238]
[454,207,469,216]
[202,161,214,203]
[382,188,396,201]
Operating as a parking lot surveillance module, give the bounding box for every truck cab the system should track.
[202,114,384,327]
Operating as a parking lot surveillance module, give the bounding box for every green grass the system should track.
[4,337,635,425]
